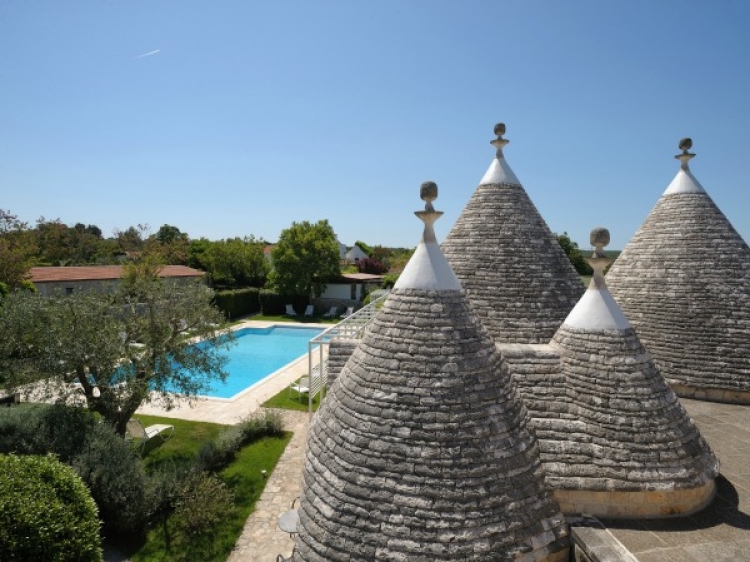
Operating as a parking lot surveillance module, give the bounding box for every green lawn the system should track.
[117,415,292,562]
[262,383,325,412]
[249,313,339,324]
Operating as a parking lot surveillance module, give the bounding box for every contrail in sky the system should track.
[135,49,160,59]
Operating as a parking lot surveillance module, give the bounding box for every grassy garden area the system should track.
[127,414,292,562]
[262,383,325,412]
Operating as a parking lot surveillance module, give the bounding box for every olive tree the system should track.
[0,260,232,435]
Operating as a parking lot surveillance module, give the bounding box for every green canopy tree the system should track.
[0,210,37,289]
[0,255,233,435]
[270,220,340,297]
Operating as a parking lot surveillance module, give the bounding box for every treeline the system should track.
[0,210,270,291]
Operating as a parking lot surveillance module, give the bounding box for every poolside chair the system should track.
[322,306,338,318]
[340,306,354,318]
[289,377,310,402]
[285,304,297,316]
[303,304,314,317]
[126,418,174,452]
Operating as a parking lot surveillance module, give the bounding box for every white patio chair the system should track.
[285,304,297,316]
[303,305,315,317]
[340,306,354,318]
[322,306,338,318]
[289,377,310,401]
[126,418,174,453]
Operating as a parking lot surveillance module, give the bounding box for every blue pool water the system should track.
[201,326,323,398]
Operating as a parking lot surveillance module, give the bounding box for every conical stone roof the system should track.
[441,123,584,344]
[607,139,750,402]
[543,229,718,517]
[293,183,569,562]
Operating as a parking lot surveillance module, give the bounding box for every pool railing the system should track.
[305,291,390,418]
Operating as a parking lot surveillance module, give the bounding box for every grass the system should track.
[117,415,292,562]
[262,383,325,412]
[249,313,340,324]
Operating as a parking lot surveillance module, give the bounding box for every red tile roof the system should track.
[29,265,205,283]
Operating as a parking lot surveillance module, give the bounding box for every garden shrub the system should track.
[0,453,103,562]
[0,404,150,535]
[213,287,261,319]
[70,421,150,535]
[171,471,234,561]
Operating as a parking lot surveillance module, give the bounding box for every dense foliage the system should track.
[0,258,233,435]
[269,219,341,297]
[187,237,268,288]
[213,287,261,319]
[0,453,103,562]
[556,232,593,275]
[357,257,388,275]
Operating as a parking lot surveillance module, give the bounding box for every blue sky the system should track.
[2,1,749,250]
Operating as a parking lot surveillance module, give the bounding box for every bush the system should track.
[0,453,103,562]
[196,409,284,472]
[259,290,308,316]
[357,257,388,275]
[70,422,150,535]
[171,471,234,561]
[0,404,150,535]
[213,287,261,319]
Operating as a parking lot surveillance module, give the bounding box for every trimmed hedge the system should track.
[0,453,103,562]
[213,287,261,319]
[259,289,308,316]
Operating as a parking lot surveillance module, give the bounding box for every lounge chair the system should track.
[340,306,354,318]
[126,418,174,452]
[289,377,310,402]
[303,305,314,317]
[285,304,297,316]
[322,306,338,318]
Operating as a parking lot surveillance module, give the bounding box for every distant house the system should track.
[344,245,368,264]
[28,265,205,296]
[319,272,383,302]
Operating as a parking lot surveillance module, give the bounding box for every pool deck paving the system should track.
[123,330,750,562]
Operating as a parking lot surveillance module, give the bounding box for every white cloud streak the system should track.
[135,49,160,59]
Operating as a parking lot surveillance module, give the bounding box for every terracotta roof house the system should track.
[607,139,750,404]
[28,265,205,295]
[292,184,569,562]
[441,123,584,344]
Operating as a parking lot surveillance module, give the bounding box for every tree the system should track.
[0,255,233,435]
[357,257,388,275]
[556,232,593,275]
[270,220,341,297]
[150,224,190,265]
[0,210,37,289]
[206,237,268,288]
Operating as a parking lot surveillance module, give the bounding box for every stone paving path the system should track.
[227,410,309,562]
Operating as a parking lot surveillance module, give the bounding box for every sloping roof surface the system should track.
[29,265,204,283]
[607,145,750,394]
[441,124,584,344]
[293,187,568,562]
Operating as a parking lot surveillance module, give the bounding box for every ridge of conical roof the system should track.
[607,139,750,397]
[293,185,569,562]
[442,122,584,344]
[546,229,718,493]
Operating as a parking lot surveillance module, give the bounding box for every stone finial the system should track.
[490,121,510,155]
[675,137,696,170]
[415,181,443,244]
[420,181,438,212]
[586,227,613,289]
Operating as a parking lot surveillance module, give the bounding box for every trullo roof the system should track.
[293,182,569,562]
[607,139,750,399]
[441,123,584,344]
[545,229,718,495]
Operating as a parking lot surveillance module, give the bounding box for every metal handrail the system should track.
[305,291,389,418]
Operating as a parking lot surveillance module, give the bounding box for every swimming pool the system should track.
[201,325,324,399]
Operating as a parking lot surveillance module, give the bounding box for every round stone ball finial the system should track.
[590,227,610,249]
[420,181,438,203]
[679,137,693,153]
[494,122,506,137]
